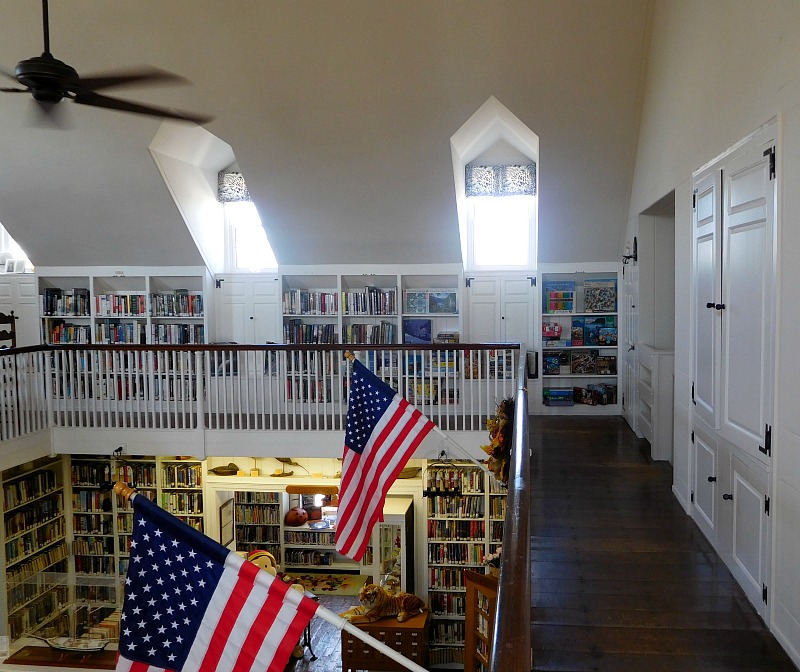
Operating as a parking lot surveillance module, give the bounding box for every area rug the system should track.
[2,646,115,669]
[282,572,369,596]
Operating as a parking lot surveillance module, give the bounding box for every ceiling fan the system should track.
[1,0,212,125]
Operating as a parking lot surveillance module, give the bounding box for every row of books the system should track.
[71,461,113,485]
[283,319,338,344]
[427,519,486,541]
[7,572,66,615]
[426,466,485,493]
[95,293,147,317]
[4,469,59,510]
[8,587,68,640]
[544,351,617,376]
[234,491,280,504]
[41,287,91,317]
[161,492,204,515]
[236,526,280,544]
[282,289,339,315]
[160,463,202,488]
[46,321,92,344]
[71,490,112,513]
[427,496,486,519]
[428,543,486,565]
[72,514,113,535]
[284,549,336,566]
[283,530,336,545]
[430,619,465,645]
[150,291,204,318]
[235,505,281,525]
[72,536,115,556]
[429,566,481,590]
[150,323,205,344]
[342,320,396,344]
[5,494,63,539]
[429,591,467,617]
[341,286,397,315]
[5,519,66,566]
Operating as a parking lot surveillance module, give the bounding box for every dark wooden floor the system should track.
[531,416,797,672]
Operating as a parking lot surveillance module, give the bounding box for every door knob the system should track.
[706,302,715,308]
[722,493,733,500]
[707,476,716,482]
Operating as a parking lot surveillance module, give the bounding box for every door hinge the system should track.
[691,382,696,405]
[215,278,225,289]
[690,491,695,503]
[691,430,695,443]
[465,277,473,288]
[762,584,768,604]
[759,424,772,457]
[764,146,776,180]
[692,191,697,210]
[765,495,771,516]
[528,276,536,287]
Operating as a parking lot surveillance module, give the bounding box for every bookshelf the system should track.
[1,456,70,643]
[425,462,506,670]
[36,267,209,345]
[233,490,282,562]
[464,570,498,672]
[280,267,463,347]
[159,459,205,532]
[539,266,621,414]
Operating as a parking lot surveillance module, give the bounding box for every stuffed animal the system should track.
[340,583,427,623]
[246,549,278,576]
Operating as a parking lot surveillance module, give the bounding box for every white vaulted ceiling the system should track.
[0,1,651,268]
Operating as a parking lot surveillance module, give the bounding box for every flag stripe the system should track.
[115,655,169,672]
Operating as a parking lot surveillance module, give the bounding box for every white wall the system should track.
[630,1,800,663]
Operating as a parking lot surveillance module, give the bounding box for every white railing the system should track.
[0,344,520,439]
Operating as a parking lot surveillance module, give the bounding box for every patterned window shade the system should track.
[465,164,536,197]
[217,171,251,202]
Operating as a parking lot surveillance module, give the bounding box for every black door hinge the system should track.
[763,584,768,604]
[765,495,771,516]
[465,277,473,288]
[692,191,697,210]
[692,383,696,405]
[759,424,772,457]
[215,278,225,289]
[528,276,536,287]
[690,491,695,503]
[691,430,695,443]
[764,147,776,180]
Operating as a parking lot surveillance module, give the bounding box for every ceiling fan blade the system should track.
[76,66,189,93]
[73,91,212,124]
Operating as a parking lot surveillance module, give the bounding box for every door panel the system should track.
[692,428,718,544]
[692,171,721,428]
[729,455,769,619]
[720,142,775,462]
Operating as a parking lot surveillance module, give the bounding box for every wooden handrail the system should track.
[490,355,530,672]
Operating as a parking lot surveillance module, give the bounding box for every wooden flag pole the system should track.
[113,482,429,672]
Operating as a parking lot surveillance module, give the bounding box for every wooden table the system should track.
[341,610,429,672]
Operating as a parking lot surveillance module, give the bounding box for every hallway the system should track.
[531,416,797,671]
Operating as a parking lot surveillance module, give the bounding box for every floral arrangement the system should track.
[480,397,514,484]
[482,546,502,568]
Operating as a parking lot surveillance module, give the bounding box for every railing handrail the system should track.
[490,354,530,672]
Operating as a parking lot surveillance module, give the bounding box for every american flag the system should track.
[115,495,319,672]
[335,359,435,561]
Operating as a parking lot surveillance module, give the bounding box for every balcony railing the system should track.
[0,343,520,440]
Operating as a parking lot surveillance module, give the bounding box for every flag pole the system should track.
[313,607,430,672]
[113,482,429,672]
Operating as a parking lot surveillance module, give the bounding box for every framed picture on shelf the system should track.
[219,498,234,548]
[428,291,458,314]
[4,259,15,274]
[403,290,429,314]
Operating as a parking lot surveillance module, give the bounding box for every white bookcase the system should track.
[36,267,210,345]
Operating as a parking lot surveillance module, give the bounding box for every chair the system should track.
[0,311,17,349]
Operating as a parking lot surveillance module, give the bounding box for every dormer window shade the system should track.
[217,171,251,202]
[465,164,536,198]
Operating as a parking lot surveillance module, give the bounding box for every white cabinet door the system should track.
[215,274,280,344]
[727,455,769,620]
[720,136,776,463]
[465,276,534,348]
[692,426,718,546]
[692,171,722,429]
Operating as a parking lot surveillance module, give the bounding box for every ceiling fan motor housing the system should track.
[15,53,77,103]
